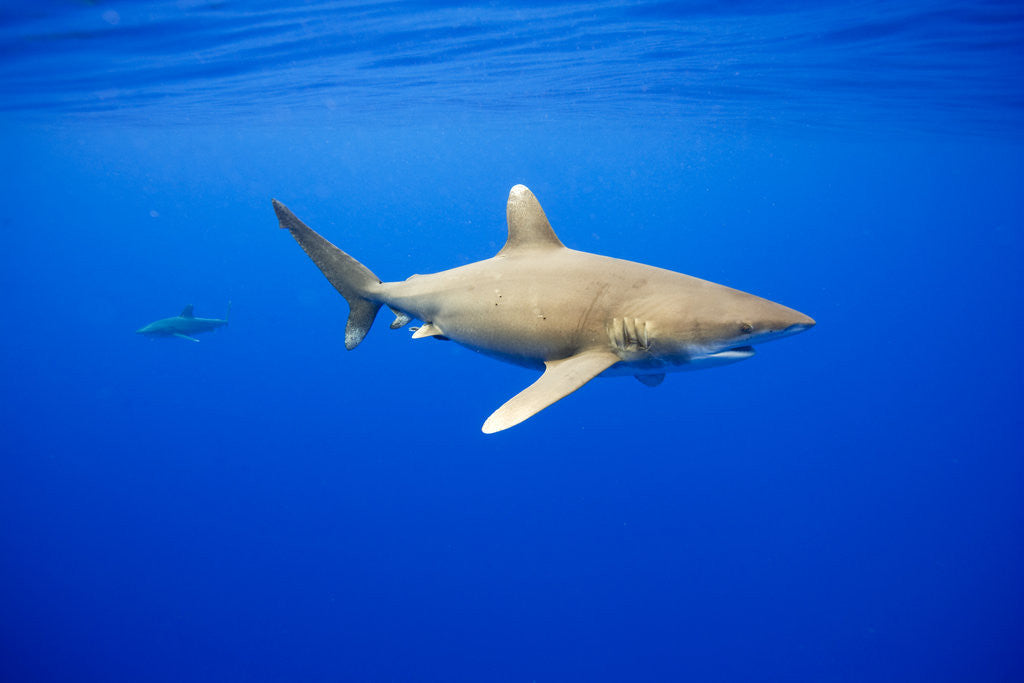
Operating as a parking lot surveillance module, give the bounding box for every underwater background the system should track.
[2,1,1022,681]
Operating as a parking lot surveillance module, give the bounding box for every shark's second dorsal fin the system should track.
[180,304,194,318]
[497,185,565,256]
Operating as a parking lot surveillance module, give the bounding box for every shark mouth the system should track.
[714,345,756,359]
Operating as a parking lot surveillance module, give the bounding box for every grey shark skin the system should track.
[136,304,229,342]
[274,185,814,433]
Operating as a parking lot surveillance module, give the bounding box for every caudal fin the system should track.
[273,199,383,350]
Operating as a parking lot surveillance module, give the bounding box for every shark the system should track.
[273,185,814,433]
[136,304,230,342]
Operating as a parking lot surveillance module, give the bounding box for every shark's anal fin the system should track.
[389,307,413,330]
[482,349,620,434]
[635,373,665,387]
[174,333,200,342]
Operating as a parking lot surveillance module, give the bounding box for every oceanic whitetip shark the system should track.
[136,304,230,342]
[273,185,814,433]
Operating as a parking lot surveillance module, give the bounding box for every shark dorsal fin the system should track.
[180,304,195,318]
[497,185,565,256]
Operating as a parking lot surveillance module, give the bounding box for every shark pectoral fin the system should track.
[411,323,445,339]
[482,349,620,434]
[173,333,200,342]
[635,373,665,387]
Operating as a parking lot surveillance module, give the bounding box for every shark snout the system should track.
[782,314,815,337]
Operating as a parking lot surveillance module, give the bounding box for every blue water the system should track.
[2,2,1023,681]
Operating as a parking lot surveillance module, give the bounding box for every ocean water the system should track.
[2,1,1022,681]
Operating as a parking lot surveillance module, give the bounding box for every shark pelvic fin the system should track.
[482,349,620,434]
[411,322,447,340]
[497,185,565,256]
[273,199,383,350]
[180,304,194,318]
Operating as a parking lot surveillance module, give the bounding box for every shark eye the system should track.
[740,321,754,334]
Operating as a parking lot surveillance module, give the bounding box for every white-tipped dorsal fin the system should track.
[482,349,620,433]
[497,185,565,256]
[180,304,194,318]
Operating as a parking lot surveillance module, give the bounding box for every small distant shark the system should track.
[136,304,230,342]
[273,185,814,433]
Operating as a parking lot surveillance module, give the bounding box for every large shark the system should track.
[274,185,814,433]
[136,304,230,342]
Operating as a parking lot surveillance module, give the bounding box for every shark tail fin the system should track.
[272,199,383,350]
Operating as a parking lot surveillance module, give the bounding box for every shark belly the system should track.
[382,253,628,363]
[382,250,762,381]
